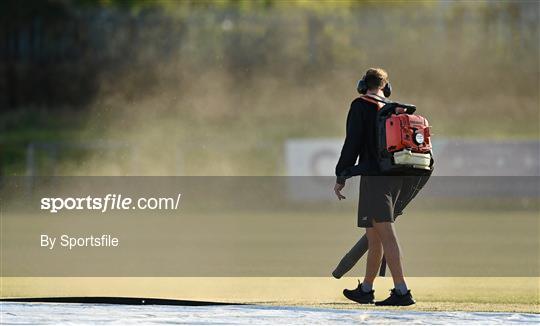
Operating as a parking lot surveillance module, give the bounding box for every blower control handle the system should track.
[380,102,417,116]
[397,103,416,114]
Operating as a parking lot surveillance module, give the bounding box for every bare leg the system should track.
[372,221,405,285]
[363,227,383,285]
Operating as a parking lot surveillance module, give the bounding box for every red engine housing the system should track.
[385,114,431,153]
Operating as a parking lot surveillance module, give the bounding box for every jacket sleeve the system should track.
[335,100,362,184]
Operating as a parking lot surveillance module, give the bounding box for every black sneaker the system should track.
[375,289,415,306]
[343,281,374,304]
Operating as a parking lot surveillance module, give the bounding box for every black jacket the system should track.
[335,96,381,184]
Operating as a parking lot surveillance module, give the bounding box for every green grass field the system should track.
[2,208,538,277]
[1,206,538,313]
[1,277,539,313]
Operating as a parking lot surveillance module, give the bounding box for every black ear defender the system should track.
[357,75,392,98]
[357,78,368,94]
[383,82,392,97]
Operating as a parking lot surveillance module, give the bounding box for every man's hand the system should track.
[334,182,346,200]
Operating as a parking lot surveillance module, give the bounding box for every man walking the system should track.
[334,68,415,306]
